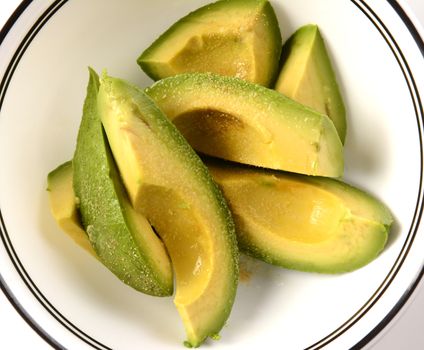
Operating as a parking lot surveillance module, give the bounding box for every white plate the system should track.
[0,1,423,349]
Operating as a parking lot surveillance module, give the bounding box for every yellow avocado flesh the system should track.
[138,0,282,86]
[207,159,392,273]
[146,73,344,177]
[170,33,256,81]
[138,186,211,303]
[47,162,95,256]
[226,178,346,244]
[98,75,238,346]
[275,25,347,143]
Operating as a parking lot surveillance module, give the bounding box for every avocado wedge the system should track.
[146,73,344,177]
[73,69,173,296]
[275,25,347,143]
[98,73,238,347]
[206,158,392,273]
[47,161,96,257]
[137,0,282,87]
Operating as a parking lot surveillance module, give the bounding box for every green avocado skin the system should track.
[72,69,172,296]
[137,0,282,87]
[261,0,283,87]
[47,161,72,184]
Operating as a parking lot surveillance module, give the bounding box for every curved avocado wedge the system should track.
[146,73,344,177]
[73,69,173,296]
[47,161,96,257]
[98,73,238,347]
[137,0,281,87]
[206,158,392,273]
[274,24,347,143]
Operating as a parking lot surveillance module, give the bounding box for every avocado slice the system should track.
[98,73,239,347]
[47,161,96,257]
[206,158,392,273]
[73,69,173,296]
[137,0,282,87]
[274,24,347,143]
[146,72,344,177]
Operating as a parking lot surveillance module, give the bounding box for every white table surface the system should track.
[0,0,423,349]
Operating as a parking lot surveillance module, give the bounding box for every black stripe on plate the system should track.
[0,1,111,349]
[0,0,33,47]
[306,1,424,349]
[388,0,424,56]
[0,273,65,349]
[351,3,424,344]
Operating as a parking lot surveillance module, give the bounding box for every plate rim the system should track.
[0,0,423,349]
[350,3,424,348]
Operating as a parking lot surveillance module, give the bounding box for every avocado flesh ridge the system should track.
[138,0,282,86]
[275,25,346,143]
[47,161,96,257]
[168,32,257,82]
[206,159,392,273]
[146,73,344,177]
[98,75,238,347]
[72,69,173,296]
[306,176,393,226]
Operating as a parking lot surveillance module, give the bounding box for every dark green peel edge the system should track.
[261,0,283,86]
[72,68,172,296]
